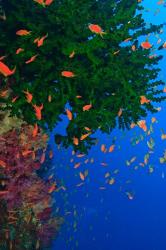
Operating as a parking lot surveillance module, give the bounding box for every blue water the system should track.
[49,1,166,250]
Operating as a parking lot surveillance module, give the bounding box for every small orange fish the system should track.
[69,51,75,58]
[66,109,73,120]
[130,122,136,129]
[123,37,132,42]
[131,45,136,51]
[88,24,106,37]
[101,144,106,152]
[109,145,115,152]
[0,160,6,168]
[0,61,16,77]
[140,96,150,105]
[61,71,75,77]
[34,34,48,47]
[80,132,91,141]
[11,96,18,103]
[0,89,8,97]
[48,183,57,193]
[45,0,54,6]
[33,104,43,120]
[16,48,24,54]
[76,154,85,158]
[163,87,166,93]
[83,104,92,111]
[73,137,79,145]
[48,95,52,102]
[84,127,91,131]
[79,172,85,181]
[113,50,120,55]
[108,178,115,185]
[33,0,45,6]
[151,117,156,123]
[137,120,147,132]
[101,162,108,166]
[49,150,53,159]
[25,54,38,64]
[32,123,38,137]
[0,55,7,61]
[22,150,33,157]
[74,162,81,169]
[32,151,36,160]
[76,95,82,98]
[161,134,166,140]
[16,29,31,36]
[141,40,152,49]
[118,108,122,117]
[23,90,33,103]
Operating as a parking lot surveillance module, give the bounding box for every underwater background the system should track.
[0,0,166,250]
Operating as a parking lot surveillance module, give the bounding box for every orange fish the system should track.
[0,160,6,168]
[79,172,85,181]
[16,48,24,54]
[88,24,106,37]
[101,144,106,152]
[40,152,45,164]
[32,151,36,160]
[48,183,57,193]
[0,89,8,98]
[48,95,52,102]
[83,104,92,111]
[32,123,38,137]
[109,145,115,152]
[23,90,33,103]
[80,132,91,141]
[118,108,122,117]
[163,87,166,93]
[74,162,81,169]
[69,51,75,58]
[161,133,166,140]
[84,127,91,131]
[137,120,147,132]
[141,40,152,49]
[22,150,33,157]
[33,104,43,120]
[113,50,120,55]
[49,150,53,159]
[151,117,156,123]
[140,95,150,105]
[73,137,79,145]
[108,178,115,185]
[101,162,108,166]
[0,55,7,61]
[130,122,136,129]
[123,37,132,42]
[45,0,54,6]
[16,29,31,36]
[0,61,16,77]
[76,95,82,98]
[11,96,18,103]
[25,54,38,64]
[61,71,75,77]
[76,154,85,158]
[34,34,48,47]
[131,45,136,51]
[66,109,73,120]
[33,0,45,6]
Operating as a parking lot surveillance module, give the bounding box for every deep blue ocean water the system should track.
[48,1,166,250]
